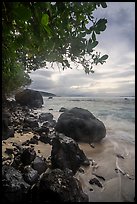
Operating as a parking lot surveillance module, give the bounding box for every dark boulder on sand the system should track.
[32,168,88,202]
[2,165,30,203]
[15,89,43,108]
[55,107,106,143]
[51,134,90,174]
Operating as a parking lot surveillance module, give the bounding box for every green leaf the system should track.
[89,38,92,44]
[87,40,98,53]
[94,19,107,34]
[13,4,31,21]
[91,40,98,48]
[79,32,86,38]
[100,2,107,8]
[100,54,108,61]
[41,14,52,36]
[41,14,49,26]
[92,31,96,41]
[44,25,52,36]
[86,29,92,34]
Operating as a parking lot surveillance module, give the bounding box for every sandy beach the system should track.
[77,137,135,202]
[2,132,135,202]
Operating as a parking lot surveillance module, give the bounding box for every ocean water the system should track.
[34,96,135,144]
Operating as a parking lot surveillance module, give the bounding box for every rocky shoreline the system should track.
[2,91,135,202]
[2,97,92,203]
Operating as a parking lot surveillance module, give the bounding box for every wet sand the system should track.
[2,132,52,160]
[2,133,135,202]
[76,137,135,202]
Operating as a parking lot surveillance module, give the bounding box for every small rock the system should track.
[22,140,30,146]
[91,159,97,166]
[21,148,36,165]
[34,126,50,134]
[48,96,53,99]
[24,117,39,129]
[82,159,90,166]
[49,108,53,110]
[59,107,68,112]
[23,166,39,185]
[5,147,14,155]
[39,113,53,123]
[90,143,95,148]
[33,135,39,140]
[115,168,126,175]
[23,127,32,132]
[12,143,24,151]
[89,177,103,188]
[116,154,125,159]
[92,173,105,181]
[12,154,22,167]
[29,137,38,145]
[39,133,49,144]
[78,167,85,173]
[32,156,47,175]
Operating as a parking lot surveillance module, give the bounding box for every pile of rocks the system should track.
[2,134,89,203]
[2,100,56,140]
[2,90,107,202]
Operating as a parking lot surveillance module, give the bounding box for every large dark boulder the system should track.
[2,165,30,203]
[15,89,43,108]
[51,134,90,174]
[33,168,88,202]
[55,107,106,143]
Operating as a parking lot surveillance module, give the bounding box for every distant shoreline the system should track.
[41,95,135,98]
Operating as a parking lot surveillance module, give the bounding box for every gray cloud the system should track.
[93,64,135,79]
[93,2,135,53]
[28,2,135,97]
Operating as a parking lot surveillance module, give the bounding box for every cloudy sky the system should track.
[28,2,135,97]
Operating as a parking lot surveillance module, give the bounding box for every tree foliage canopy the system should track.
[2,2,108,95]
